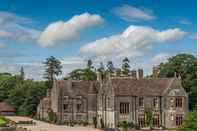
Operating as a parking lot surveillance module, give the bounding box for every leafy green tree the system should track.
[0,75,21,101]
[106,61,115,74]
[68,69,85,80]
[44,56,62,88]
[158,53,197,110]
[87,59,94,70]
[179,110,197,131]
[122,57,130,75]
[20,66,25,81]
[84,68,97,80]
[48,109,57,123]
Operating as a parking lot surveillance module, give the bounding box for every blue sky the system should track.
[0,0,197,80]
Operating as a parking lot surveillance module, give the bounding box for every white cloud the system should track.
[112,5,155,22]
[132,53,174,75]
[147,53,172,65]
[178,19,192,25]
[0,11,40,43]
[80,25,186,60]
[0,56,87,80]
[38,13,104,47]
[0,11,31,25]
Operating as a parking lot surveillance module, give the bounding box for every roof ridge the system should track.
[162,78,176,95]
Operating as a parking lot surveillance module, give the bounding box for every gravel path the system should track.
[6,116,102,131]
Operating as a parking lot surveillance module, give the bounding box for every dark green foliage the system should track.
[93,117,97,128]
[158,53,197,110]
[179,110,197,131]
[0,73,48,116]
[122,57,130,75]
[87,59,94,69]
[145,108,153,128]
[65,59,97,80]
[44,56,62,88]
[100,118,104,128]
[67,68,97,80]
[48,110,57,123]
[16,120,35,125]
[117,121,136,130]
[106,61,115,74]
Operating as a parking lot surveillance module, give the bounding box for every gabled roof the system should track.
[111,78,175,96]
[55,77,182,97]
[56,80,98,96]
[0,101,16,112]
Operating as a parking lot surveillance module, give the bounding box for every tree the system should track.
[106,61,114,74]
[158,53,197,110]
[122,57,130,75]
[66,69,97,81]
[179,110,197,131]
[145,108,153,128]
[97,62,106,81]
[20,66,25,81]
[87,59,93,70]
[117,121,136,131]
[97,62,105,73]
[44,56,62,88]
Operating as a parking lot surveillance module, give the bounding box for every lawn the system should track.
[0,116,8,127]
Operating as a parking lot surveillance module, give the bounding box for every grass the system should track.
[0,116,8,127]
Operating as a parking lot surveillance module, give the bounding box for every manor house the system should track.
[37,68,188,129]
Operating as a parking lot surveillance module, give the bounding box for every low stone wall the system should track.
[0,127,16,131]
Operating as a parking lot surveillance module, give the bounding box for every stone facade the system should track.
[37,75,188,129]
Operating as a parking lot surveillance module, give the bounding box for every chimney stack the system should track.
[138,69,143,79]
[153,66,160,78]
[131,70,137,79]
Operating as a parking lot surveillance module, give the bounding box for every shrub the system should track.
[117,121,136,131]
[0,116,8,127]
[100,118,105,128]
[93,117,97,128]
[48,110,57,123]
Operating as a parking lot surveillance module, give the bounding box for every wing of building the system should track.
[37,71,188,130]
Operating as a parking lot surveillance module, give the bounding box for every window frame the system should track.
[175,97,183,108]
[153,97,159,108]
[139,97,144,107]
[176,114,183,126]
[119,102,130,115]
[138,114,145,127]
[153,114,160,127]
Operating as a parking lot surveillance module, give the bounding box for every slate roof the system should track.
[111,78,175,96]
[56,77,178,97]
[56,80,98,96]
